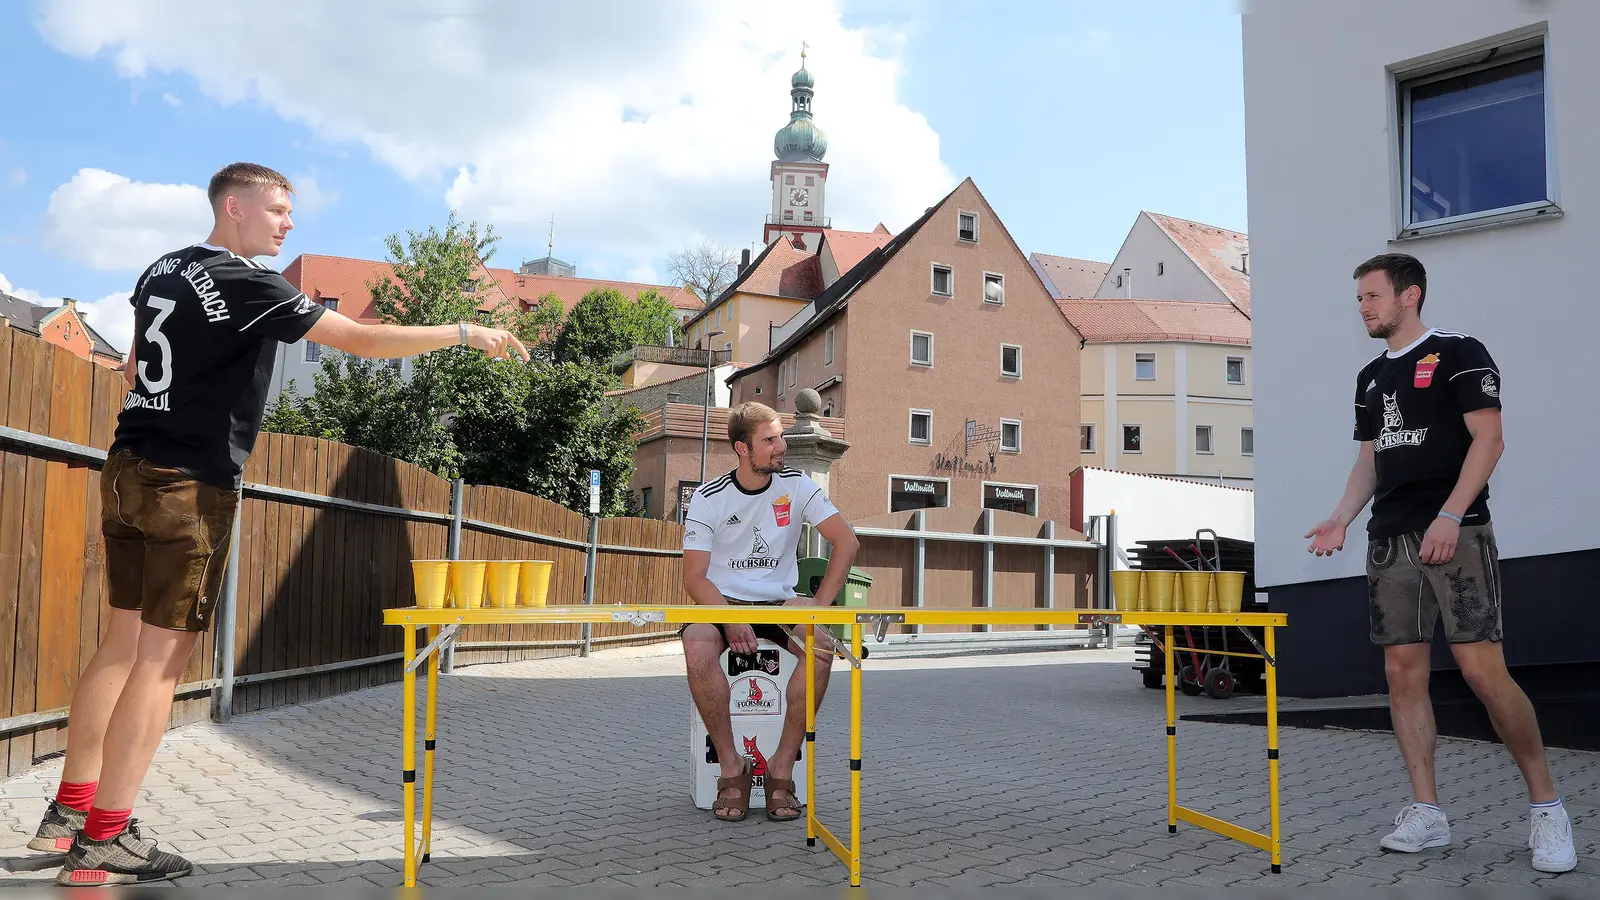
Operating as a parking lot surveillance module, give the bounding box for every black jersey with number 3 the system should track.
[110,244,326,490]
[1353,329,1501,539]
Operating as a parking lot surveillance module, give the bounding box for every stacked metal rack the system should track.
[1130,534,1264,698]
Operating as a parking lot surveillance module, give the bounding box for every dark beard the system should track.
[1367,318,1399,339]
[753,458,784,475]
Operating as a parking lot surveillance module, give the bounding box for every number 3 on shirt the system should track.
[138,295,177,394]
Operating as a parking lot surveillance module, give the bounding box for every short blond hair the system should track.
[727,401,780,452]
[207,162,294,209]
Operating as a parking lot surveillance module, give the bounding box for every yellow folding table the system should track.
[383,605,1288,887]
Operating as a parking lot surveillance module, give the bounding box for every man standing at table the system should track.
[680,401,859,824]
[29,162,528,885]
[1305,253,1575,873]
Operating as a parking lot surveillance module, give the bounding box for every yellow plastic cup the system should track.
[485,561,521,609]
[518,560,554,608]
[1143,571,1176,613]
[1179,571,1212,614]
[1215,571,1247,614]
[448,560,487,609]
[1111,570,1142,612]
[411,560,450,609]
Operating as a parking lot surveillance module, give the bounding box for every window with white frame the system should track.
[1135,352,1156,380]
[787,354,797,387]
[1000,419,1021,453]
[1195,425,1214,454]
[983,272,1005,305]
[1080,424,1095,453]
[777,359,787,394]
[824,327,835,366]
[387,358,403,375]
[1000,343,1021,378]
[909,409,932,445]
[957,211,978,242]
[1227,356,1245,384]
[305,341,321,363]
[1397,31,1554,238]
[931,264,953,296]
[1123,424,1143,454]
[910,331,933,367]
[1241,427,1255,456]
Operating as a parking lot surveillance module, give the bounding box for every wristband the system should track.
[1437,510,1463,525]
[458,322,468,346]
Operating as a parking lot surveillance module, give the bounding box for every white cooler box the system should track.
[690,640,808,809]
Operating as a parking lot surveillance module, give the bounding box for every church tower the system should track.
[764,49,829,252]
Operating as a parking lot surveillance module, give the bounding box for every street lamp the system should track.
[699,329,726,484]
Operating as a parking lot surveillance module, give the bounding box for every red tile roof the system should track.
[1145,213,1250,316]
[822,225,893,277]
[1054,298,1251,346]
[734,241,824,300]
[1029,253,1110,299]
[487,268,703,313]
[281,253,702,322]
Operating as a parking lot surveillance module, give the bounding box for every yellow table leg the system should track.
[1165,623,1177,834]
[402,624,417,887]
[850,623,863,888]
[1266,625,1282,873]
[805,624,817,849]
[421,626,440,865]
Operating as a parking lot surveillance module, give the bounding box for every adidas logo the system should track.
[725,514,742,526]
[1368,379,1377,391]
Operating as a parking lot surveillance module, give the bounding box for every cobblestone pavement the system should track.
[1,644,1596,889]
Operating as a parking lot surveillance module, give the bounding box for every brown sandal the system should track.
[713,758,753,822]
[764,777,803,821]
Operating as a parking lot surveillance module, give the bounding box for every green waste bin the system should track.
[794,557,874,643]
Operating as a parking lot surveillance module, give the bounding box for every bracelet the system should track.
[458,322,468,346]
[1437,510,1463,525]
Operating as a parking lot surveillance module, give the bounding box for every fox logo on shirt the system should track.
[750,526,770,556]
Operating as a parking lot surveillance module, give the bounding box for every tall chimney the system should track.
[1123,267,1133,299]
[1241,251,1249,275]
[740,248,751,278]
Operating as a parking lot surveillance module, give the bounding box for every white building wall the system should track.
[1081,467,1254,568]
[1244,1,1600,589]
[1095,214,1228,303]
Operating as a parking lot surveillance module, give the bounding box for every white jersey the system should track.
[682,468,841,603]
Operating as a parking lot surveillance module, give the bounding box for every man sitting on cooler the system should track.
[679,401,859,824]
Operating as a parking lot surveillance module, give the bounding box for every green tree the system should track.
[551,286,681,368]
[263,211,649,515]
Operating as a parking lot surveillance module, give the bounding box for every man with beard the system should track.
[1305,253,1575,873]
[680,401,858,824]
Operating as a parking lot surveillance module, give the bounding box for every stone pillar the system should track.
[782,388,851,557]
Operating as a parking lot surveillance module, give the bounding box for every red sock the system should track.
[83,807,132,842]
[54,780,96,812]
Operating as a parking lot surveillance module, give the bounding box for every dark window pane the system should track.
[1409,55,1545,223]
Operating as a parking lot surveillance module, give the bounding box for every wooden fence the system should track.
[0,325,690,777]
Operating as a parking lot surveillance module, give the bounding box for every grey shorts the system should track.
[1366,523,1503,646]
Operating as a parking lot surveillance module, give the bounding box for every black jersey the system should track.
[110,244,326,489]
[1353,329,1501,538]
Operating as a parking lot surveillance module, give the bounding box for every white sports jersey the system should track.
[682,468,841,602]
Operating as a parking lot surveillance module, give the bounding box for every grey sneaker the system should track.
[26,799,88,854]
[56,822,192,886]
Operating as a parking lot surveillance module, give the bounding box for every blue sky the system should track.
[0,0,1245,351]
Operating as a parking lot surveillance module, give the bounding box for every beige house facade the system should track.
[1061,299,1253,486]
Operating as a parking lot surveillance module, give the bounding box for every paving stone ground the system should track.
[0,643,1596,889]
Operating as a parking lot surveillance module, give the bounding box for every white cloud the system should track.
[289,173,336,215]
[34,0,954,275]
[40,167,211,271]
[0,270,134,352]
[160,91,181,106]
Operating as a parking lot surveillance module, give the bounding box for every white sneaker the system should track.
[1380,803,1452,852]
[1529,805,1578,873]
